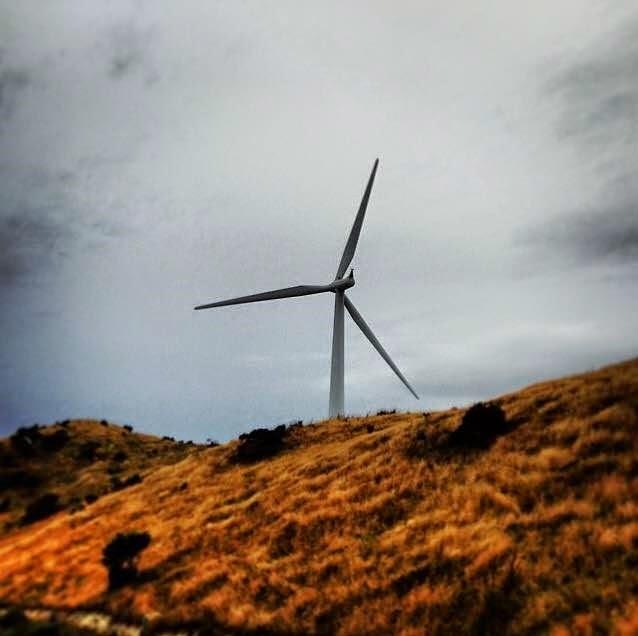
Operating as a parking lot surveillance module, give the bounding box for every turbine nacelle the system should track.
[329,269,355,293]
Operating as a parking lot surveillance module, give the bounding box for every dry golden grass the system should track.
[1,358,637,635]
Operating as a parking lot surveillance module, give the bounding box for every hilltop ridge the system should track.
[1,358,638,635]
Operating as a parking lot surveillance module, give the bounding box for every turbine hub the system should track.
[330,273,355,292]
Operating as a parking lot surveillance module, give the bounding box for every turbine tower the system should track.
[195,159,419,417]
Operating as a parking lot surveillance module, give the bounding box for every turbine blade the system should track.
[335,158,379,279]
[344,295,419,400]
[195,284,330,310]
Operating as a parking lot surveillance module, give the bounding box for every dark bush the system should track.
[206,438,219,447]
[85,493,98,504]
[102,531,151,589]
[68,496,85,514]
[9,425,42,455]
[111,473,142,492]
[125,473,142,487]
[0,450,17,468]
[0,609,80,636]
[162,435,175,442]
[59,419,70,428]
[0,496,10,513]
[0,608,29,631]
[448,402,507,449]
[9,425,69,455]
[100,419,109,426]
[123,425,133,433]
[112,450,128,462]
[77,440,100,462]
[40,429,70,452]
[0,468,42,492]
[405,426,432,458]
[22,493,61,525]
[232,424,287,463]
[179,481,188,491]
[376,409,397,416]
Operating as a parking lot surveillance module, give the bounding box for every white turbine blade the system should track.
[195,284,329,310]
[335,158,379,279]
[344,295,419,400]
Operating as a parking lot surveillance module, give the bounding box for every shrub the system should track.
[123,425,133,433]
[232,424,287,463]
[9,426,41,455]
[0,609,78,635]
[40,429,70,452]
[9,426,69,455]
[376,409,397,416]
[0,450,17,468]
[0,497,10,513]
[162,435,175,442]
[286,420,303,434]
[102,531,151,589]
[0,469,42,492]
[112,450,128,462]
[111,473,142,492]
[206,438,219,447]
[77,441,100,461]
[110,476,122,490]
[68,496,85,514]
[405,426,434,458]
[125,473,142,487]
[100,419,109,426]
[448,402,507,449]
[0,608,29,631]
[22,493,61,525]
[85,493,98,504]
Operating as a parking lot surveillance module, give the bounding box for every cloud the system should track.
[105,21,157,83]
[0,59,30,123]
[525,11,638,267]
[545,14,638,162]
[520,193,638,265]
[2,1,638,440]
[0,169,73,287]
[0,164,134,290]
[0,210,68,285]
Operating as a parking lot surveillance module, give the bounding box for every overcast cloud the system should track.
[1,1,636,441]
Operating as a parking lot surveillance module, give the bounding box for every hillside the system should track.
[1,359,638,635]
[0,419,202,529]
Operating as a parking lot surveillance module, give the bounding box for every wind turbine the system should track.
[195,159,419,417]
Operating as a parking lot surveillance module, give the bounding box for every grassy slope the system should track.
[1,359,637,635]
[0,420,200,527]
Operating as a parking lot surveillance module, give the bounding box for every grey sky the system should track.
[1,1,636,441]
